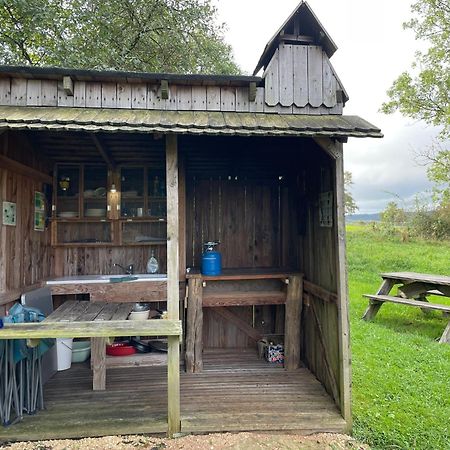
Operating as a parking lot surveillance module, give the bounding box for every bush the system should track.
[409,204,450,240]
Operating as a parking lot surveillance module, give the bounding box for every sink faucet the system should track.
[113,263,134,275]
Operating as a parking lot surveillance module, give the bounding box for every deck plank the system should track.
[0,349,346,441]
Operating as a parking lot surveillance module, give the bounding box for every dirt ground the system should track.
[1,432,369,450]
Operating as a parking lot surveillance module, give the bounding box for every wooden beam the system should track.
[313,137,341,160]
[303,280,338,304]
[178,152,186,280]
[284,275,303,371]
[63,76,74,96]
[309,300,340,406]
[90,133,115,169]
[202,291,286,307]
[91,337,107,390]
[0,154,52,184]
[279,34,315,43]
[333,140,352,429]
[212,307,262,342]
[165,133,181,436]
[0,319,182,339]
[185,277,203,373]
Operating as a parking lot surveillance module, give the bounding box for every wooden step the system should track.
[203,291,286,307]
[363,294,450,312]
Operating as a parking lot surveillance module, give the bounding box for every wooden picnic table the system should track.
[362,272,450,343]
[0,300,182,390]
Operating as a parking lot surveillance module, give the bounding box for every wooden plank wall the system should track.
[0,49,342,116]
[52,246,167,277]
[300,144,341,406]
[183,135,309,348]
[0,132,53,311]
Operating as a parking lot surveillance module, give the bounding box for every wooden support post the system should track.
[185,277,203,373]
[284,274,303,371]
[362,278,395,321]
[91,337,107,390]
[333,142,352,428]
[166,133,181,437]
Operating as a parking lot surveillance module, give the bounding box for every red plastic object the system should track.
[106,343,136,356]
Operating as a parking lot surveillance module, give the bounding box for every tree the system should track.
[344,171,358,215]
[381,202,407,226]
[0,0,240,74]
[381,0,449,137]
[417,141,450,204]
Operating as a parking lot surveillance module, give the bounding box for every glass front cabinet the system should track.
[52,164,167,247]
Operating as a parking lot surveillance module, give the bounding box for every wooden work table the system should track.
[185,269,303,373]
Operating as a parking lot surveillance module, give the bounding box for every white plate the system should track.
[59,211,78,218]
[85,208,106,217]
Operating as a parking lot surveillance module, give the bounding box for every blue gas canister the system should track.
[201,241,222,276]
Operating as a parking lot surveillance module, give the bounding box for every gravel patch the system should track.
[1,432,369,450]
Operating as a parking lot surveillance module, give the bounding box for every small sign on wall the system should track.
[319,191,333,227]
[2,201,16,226]
[34,192,45,231]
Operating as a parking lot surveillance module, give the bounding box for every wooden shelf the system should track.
[202,291,286,307]
[105,352,167,368]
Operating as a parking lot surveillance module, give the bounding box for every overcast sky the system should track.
[214,0,441,213]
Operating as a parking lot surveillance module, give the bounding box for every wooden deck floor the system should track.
[0,349,346,441]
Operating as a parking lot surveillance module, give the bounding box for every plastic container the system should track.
[71,340,91,363]
[128,310,150,320]
[106,343,136,356]
[56,338,73,371]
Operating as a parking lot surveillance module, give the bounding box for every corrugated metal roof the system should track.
[0,106,383,138]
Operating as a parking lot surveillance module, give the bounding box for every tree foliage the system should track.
[381,0,450,137]
[344,171,358,215]
[0,0,240,74]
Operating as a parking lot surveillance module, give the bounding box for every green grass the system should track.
[347,224,450,449]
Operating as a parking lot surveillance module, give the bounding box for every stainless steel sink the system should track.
[46,274,167,285]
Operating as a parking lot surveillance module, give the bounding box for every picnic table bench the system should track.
[362,272,450,344]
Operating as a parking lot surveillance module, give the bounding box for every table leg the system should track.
[362,278,396,321]
[185,278,203,373]
[91,337,107,390]
[438,321,450,344]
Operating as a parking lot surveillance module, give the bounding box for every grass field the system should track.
[347,224,450,449]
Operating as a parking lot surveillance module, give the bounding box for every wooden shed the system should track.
[0,1,382,441]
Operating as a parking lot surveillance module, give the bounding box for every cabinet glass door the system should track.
[120,167,144,217]
[147,168,166,218]
[84,165,108,218]
[56,166,80,218]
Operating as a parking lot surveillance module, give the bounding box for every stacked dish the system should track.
[85,208,106,217]
[59,211,78,218]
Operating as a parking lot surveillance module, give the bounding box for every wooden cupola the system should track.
[254,1,348,112]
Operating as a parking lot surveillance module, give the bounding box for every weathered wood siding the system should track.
[52,246,167,278]
[0,132,53,309]
[299,144,341,408]
[264,44,343,114]
[0,46,344,116]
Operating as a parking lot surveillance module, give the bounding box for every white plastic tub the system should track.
[71,340,91,363]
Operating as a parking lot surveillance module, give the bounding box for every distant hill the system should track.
[346,213,380,222]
